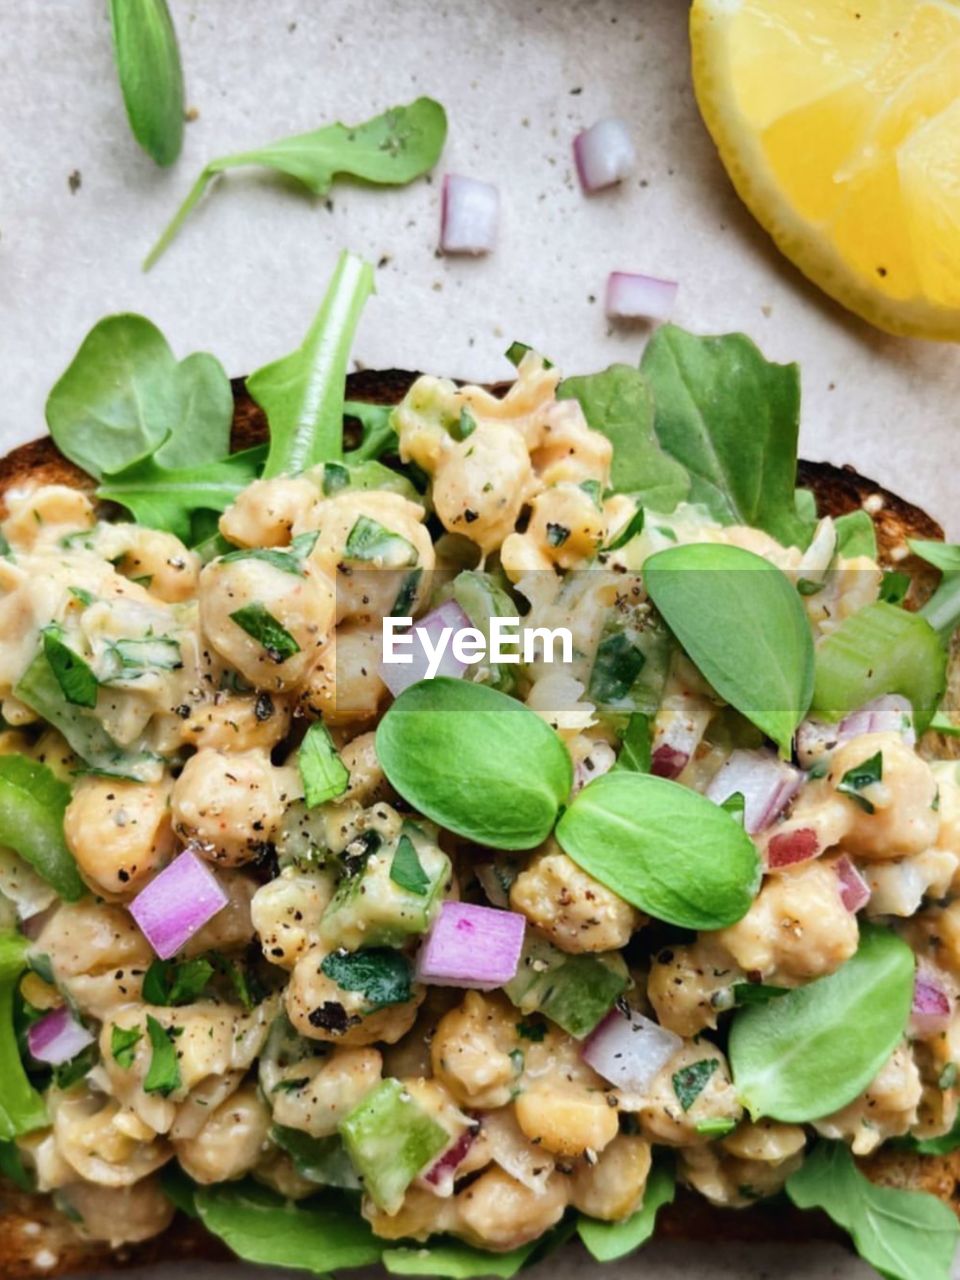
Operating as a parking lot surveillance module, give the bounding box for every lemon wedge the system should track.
[690,0,960,340]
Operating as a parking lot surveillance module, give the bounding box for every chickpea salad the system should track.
[1,253,960,1280]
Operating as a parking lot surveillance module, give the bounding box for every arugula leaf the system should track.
[837,750,883,814]
[641,326,811,547]
[383,1240,538,1279]
[111,1024,143,1069]
[0,933,47,1140]
[271,1126,361,1191]
[251,253,374,477]
[344,515,418,566]
[146,99,447,268]
[672,1058,718,1110]
[389,834,430,896]
[578,1162,676,1261]
[0,756,84,901]
[613,712,652,773]
[298,722,350,808]
[195,1181,381,1273]
[343,401,398,461]
[835,510,878,559]
[320,948,412,1009]
[786,1142,958,1280]
[557,364,689,508]
[97,445,267,543]
[230,603,301,663]
[142,957,214,1006]
[108,0,183,166]
[0,1139,33,1191]
[41,628,98,708]
[143,1015,181,1096]
[46,315,232,479]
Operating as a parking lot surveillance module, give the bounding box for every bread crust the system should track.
[0,371,955,1275]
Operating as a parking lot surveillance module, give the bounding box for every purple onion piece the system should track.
[129,848,229,960]
[415,901,525,989]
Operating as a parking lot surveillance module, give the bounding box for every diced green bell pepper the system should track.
[504,933,629,1039]
[339,1078,448,1213]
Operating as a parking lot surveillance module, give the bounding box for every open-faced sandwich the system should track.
[0,253,958,1280]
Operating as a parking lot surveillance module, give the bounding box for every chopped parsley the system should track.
[229,603,301,663]
[389,833,430,896]
[837,751,883,814]
[672,1058,719,1111]
[320,948,412,1009]
[298,721,350,808]
[143,1015,182,1096]
[111,1024,143,1069]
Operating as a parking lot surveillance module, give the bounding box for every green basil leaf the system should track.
[729,925,914,1122]
[0,933,47,1140]
[376,679,572,850]
[640,326,811,547]
[837,750,883,814]
[142,957,214,1006]
[557,365,689,507]
[390,834,430,896]
[111,1024,143,1069]
[602,505,645,552]
[195,1180,380,1273]
[0,756,84,901]
[812,601,945,734]
[143,1015,181,1096]
[146,98,446,267]
[246,253,375,476]
[555,772,760,929]
[320,948,412,1009]
[98,445,266,542]
[42,628,97,708]
[299,722,350,808]
[344,515,418,567]
[108,0,183,166]
[230,603,301,663]
[835,510,878,560]
[384,1240,537,1279]
[613,712,652,773]
[786,1142,958,1280]
[908,540,960,575]
[46,315,232,479]
[644,543,814,754]
[271,1127,361,1191]
[101,636,183,682]
[577,1162,675,1262]
[673,1058,719,1111]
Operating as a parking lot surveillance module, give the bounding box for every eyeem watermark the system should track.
[383,615,573,679]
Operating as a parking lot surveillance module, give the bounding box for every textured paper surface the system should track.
[1,2,958,1278]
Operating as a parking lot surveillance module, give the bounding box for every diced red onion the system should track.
[839,695,915,746]
[651,695,711,779]
[581,1007,681,1093]
[421,1126,477,1195]
[129,849,228,960]
[378,600,472,699]
[573,118,636,192]
[910,967,954,1039]
[766,826,820,869]
[706,749,803,835]
[834,855,870,913]
[27,1005,93,1066]
[415,902,525,990]
[605,272,678,322]
[440,175,499,255]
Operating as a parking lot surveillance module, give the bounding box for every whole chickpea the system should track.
[64,776,174,897]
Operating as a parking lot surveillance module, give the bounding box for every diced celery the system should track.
[812,602,946,733]
[339,1078,448,1213]
[504,933,629,1039]
[320,831,450,950]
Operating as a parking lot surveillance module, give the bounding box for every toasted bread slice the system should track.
[0,371,956,1275]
